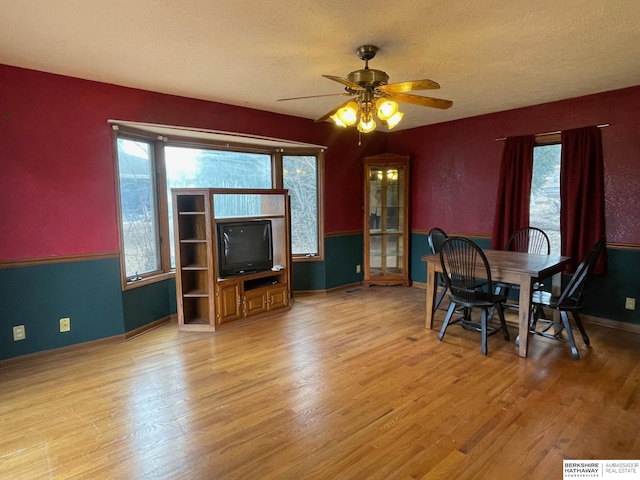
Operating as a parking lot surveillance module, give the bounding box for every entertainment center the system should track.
[172,188,292,331]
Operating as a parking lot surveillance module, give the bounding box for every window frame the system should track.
[275,149,325,261]
[112,125,324,290]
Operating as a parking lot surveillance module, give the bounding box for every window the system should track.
[283,155,319,256]
[530,140,561,254]
[113,124,323,287]
[165,146,272,267]
[116,138,161,279]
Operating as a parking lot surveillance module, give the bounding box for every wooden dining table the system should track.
[422,249,571,358]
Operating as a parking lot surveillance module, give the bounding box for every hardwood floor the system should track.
[1,286,639,479]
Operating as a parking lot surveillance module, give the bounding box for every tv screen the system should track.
[217,219,273,277]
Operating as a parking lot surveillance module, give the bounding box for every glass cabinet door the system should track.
[364,155,410,287]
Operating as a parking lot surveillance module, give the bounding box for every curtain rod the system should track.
[495,123,610,141]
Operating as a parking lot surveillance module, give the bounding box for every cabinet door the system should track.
[267,287,288,310]
[244,290,267,317]
[216,281,242,324]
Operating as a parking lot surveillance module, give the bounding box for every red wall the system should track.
[0,64,384,261]
[2,63,639,263]
[388,86,640,244]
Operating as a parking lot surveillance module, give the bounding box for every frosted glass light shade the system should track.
[334,102,358,126]
[375,98,398,121]
[357,117,377,133]
[385,111,404,129]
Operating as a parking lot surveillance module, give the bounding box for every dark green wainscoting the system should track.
[586,247,640,323]
[291,260,326,292]
[122,278,176,332]
[291,233,364,292]
[3,235,635,361]
[324,234,364,290]
[0,257,124,361]
[0,257,178,361]
[410,232,640,326]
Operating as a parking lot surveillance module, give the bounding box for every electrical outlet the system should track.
[625,297,636,310]
[59,317,71,332]
[13,325,26,341]
[356,264,361,273]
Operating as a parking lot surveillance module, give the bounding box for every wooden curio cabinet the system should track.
[363,154,410,287]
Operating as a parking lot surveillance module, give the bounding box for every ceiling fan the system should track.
[278,45,453,133]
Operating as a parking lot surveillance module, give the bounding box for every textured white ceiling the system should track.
[2,0,640,131]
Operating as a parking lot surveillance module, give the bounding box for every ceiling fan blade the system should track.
[315,98,358,123]
[378,79,441,93]
[277,93,351,101]
[322,75,366,91]
[388,92,453,109]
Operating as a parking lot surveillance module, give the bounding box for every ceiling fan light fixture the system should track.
[384,111,404,129]
[375,98,398,121]
[293,45,452,137]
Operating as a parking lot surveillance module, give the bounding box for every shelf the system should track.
[182,264,208,270]
[183,289,209,297]
[176,195,205,212]
[179,242,208,266]
[182,297,210,325]
[244,274,284,291]
[183,317,209,324]
[217,268,285,283]
[214,214,285,221]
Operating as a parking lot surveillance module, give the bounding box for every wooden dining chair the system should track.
[438,237,510,356]
[427,227,449,313]
[505,227,550,255]
[529,237,606,360]
[496,226,550,309]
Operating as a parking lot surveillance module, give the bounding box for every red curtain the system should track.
[491,135,535,250]
[560,126,607,274]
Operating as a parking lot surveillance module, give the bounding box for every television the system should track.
[216,219,273,277]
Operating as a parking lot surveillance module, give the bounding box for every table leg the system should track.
[517,275,533,357]
[425,265,436,329]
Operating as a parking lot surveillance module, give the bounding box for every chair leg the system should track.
[560,311,580,360]
[438,302,457,341]
[489,286,504,320]
[503,287,511,301]
[529,307,537,332]
[530,305,541,331]
[572,311,590,346]
[480,308,488,356]
[495,303,510,341]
